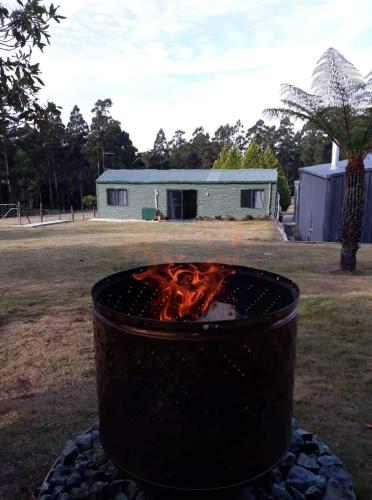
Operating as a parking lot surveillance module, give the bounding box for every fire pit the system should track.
[92,262,299,493]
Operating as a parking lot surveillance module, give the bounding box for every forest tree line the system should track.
[0,97,333,209]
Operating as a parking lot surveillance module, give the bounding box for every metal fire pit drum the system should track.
[92,263,299,492]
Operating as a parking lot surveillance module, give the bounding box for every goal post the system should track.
[0,202,21,224]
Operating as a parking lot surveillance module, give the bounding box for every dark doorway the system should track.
[167,190,197,220]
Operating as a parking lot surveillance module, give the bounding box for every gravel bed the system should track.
[38,420,356,500]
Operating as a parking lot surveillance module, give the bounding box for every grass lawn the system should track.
[0,220,371,499]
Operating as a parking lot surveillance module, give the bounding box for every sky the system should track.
[35,0,372,152]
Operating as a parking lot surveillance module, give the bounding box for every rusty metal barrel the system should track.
[92,263,299,492]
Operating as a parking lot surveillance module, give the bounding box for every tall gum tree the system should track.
[0,0,64,201]
[265,48,372,271]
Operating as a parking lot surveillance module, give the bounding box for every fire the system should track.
[133,263,235,321]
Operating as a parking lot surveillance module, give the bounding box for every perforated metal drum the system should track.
[92,263,299,492]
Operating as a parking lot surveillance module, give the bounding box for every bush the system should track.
[222,214,236,221]
[277,170,291,212]
[82,195,96,209]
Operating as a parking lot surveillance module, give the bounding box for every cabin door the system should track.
[167,190,197,220]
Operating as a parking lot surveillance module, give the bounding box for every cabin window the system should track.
[241,189,265,209]
[107,188,128,206]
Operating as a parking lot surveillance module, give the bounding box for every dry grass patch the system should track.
[0,220,371,499]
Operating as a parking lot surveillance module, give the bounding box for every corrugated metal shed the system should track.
[96,169,278,184]
[299,153,372,179]
[297,153,372,242]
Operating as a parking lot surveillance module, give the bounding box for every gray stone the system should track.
[241,487,257,499]
[110,479,128,496]
[66,471,81,488]
[115,494,129,500]
[88,480,109,499]
[288,464,316,491]
[305,485,323,499]
[58,494,71,500]
[271,482,292,500]
[62,440,79,466]
[125,480,140,499]
[280,451,297,468]
[287,479,306,494]
[297,453,319,471]
[323,478,356,500]
[71,483,91,499]
[38,484,50,495]
[52,485,65,495]
[49,475,64,487]
[292,430,305,448]
[92,448,108,468]
[317,442,331,455]
[54,464,71,476]
[297,429,313,441]
[287,485,306,500]
[320,465,352,485]
[303,440,320,454]
[77,433,92,451]
[317,455,342,467]
[309,474,327,490]
[135,492,153,500]
[57,494,71,500]
[270,465,282,483]
[93,470,110,481]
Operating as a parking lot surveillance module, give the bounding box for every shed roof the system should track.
[96,168,278,184]
[300,153,372,179]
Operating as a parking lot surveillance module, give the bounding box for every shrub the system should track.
[82,195,96,209]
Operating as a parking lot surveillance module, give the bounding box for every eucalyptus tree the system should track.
[88,99,137,173]
[265,48,372,271]
[149,129,170,169]
[0,0,64,201]
[36,101,66,207]
[66,106,89,203]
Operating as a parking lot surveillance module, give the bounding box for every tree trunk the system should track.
[3,147,11,202]
[48,174,53,208]
[339,155,365,271]
[79,166,83,208]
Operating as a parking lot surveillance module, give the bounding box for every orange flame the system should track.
[133,263,235,321]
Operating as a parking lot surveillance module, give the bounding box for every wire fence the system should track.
[0,203,96,226]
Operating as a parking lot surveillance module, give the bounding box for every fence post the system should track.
[58,207,61,221]
[40,202,43,222]
[17,201,21,225]
[82,206,85,221]
[71,205,74,221]
[93,206,96,218]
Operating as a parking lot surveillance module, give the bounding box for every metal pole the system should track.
[40,202,43,222]
[93,206,96,218]
[58,207,61,220]
[71,205,74,221]
[17,201,21,225]
[82,207,85,221]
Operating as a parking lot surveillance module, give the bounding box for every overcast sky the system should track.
[37,0,371,151]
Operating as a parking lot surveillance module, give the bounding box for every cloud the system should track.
[37,0,372,150]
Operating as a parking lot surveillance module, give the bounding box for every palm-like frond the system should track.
[265,48,372,156]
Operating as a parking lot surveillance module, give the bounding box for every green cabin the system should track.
[96,169,278,220]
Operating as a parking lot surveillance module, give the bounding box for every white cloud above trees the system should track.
[38,0,371,150]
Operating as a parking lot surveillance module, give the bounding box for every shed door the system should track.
[167,190,197,220]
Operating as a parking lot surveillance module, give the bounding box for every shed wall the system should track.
[97,182,277,220]
[297,172,328,241]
